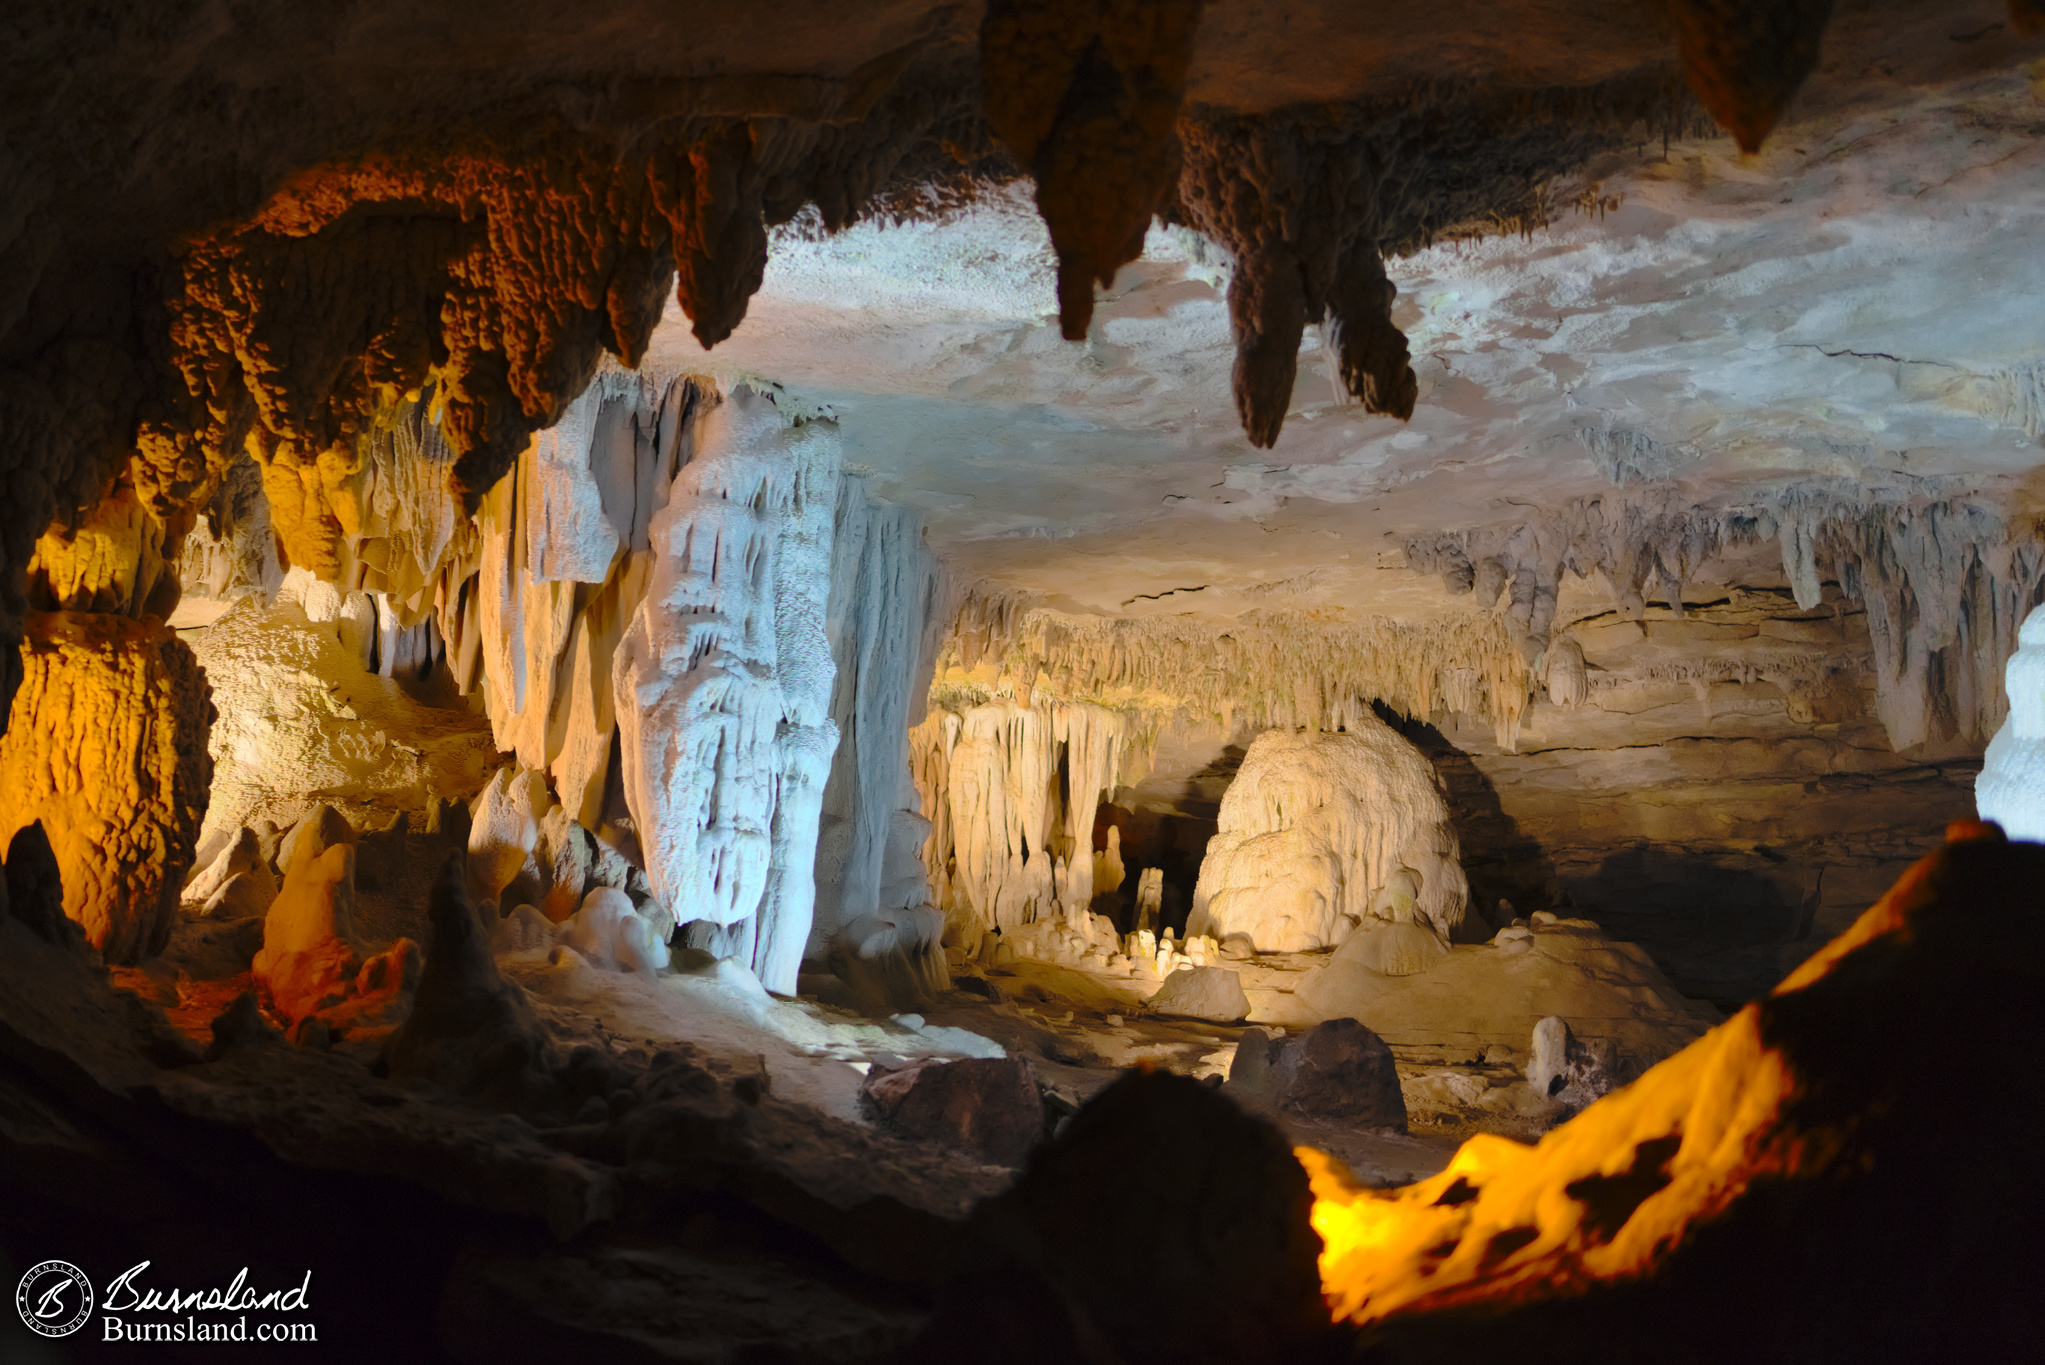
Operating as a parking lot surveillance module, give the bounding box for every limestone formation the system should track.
[188,588,497,852]
[384,856,569,1111]
[1302,827,2040,1341]
[980,0,1205,340]
[613,386,842,994]
[558,887,671,975]
[1666,0,1833,154]
[182,827,279,921]
[467,767,551,907]
[1406,485,2045,750]
[906,1069,1329,1365]
[929,596,1533,752]
[0,612,211,963]
[253,803,417,1030]
[1189,723,1468,952]
[1144,963,1250,1022]
[1975,603,2045,839]
[1298,913,1716,1065]
[1526,1014,1620,1107]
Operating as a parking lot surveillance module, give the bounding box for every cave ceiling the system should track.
[670,1,2045,622]
[5,0,2045,667]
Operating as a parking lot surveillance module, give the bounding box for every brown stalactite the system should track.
[0,611,213,964]
[1175,72,1692,447]
[981,0,1205,340]
[127,80,985,580]
[1665,0,1835,154]
[1323,241,1417,422]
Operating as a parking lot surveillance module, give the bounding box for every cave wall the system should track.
[913,561,1994,1004]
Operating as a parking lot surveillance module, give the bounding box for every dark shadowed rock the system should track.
[860,1056,1044,1167]
[901,1068,1332,1365]
[5,821,75,946]
[1269,1017,1407,1132]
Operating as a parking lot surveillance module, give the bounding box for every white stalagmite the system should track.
[1976,604,2045,840]
[810,482,949,956]
[613,385,843,995]
[1187,720,1468,952]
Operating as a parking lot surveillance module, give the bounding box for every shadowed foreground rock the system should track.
[900,1068,1334,1365]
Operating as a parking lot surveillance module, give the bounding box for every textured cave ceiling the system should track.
[666,2,2045,620]
[6,0,2045,671]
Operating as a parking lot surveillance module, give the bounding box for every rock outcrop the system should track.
[904,1068,1330,1365]
[1302,823,2042,1365]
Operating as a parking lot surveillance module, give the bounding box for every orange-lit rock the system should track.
[0,611,211,963]
[252,804,417,1031]
[1300,824,2042,1335]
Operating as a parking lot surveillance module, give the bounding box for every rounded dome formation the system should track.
[1187,720,1468,953]
[1975,602,2045,840]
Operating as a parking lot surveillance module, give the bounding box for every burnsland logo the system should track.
[15,1261,92,1339]
[15,1260,318,1343]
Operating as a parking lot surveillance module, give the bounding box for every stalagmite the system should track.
[613,386,842,995]
[1975,604,2045,840]
[1188,723,1469,952]
[0,612,212,963]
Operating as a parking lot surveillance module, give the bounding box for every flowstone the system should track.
[1189,722,1469,952]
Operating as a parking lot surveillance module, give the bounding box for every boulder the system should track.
[900,1069,1330,1365]
[860,1056,1044,1167]
[1266,1018,1407,1132]
[1147,964,1251,1022]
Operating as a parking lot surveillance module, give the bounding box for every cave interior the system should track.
[3,1,2044,1361]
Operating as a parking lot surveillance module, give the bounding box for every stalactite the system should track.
[933,594,1532,750]
[911,698,1129,940]
[1170,73,1695,447]
[1407,483,2045,751]
[980,0,1205,340]
[1664,0,1834,154]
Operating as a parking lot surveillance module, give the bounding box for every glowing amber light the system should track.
[1290,832,1969,1325]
